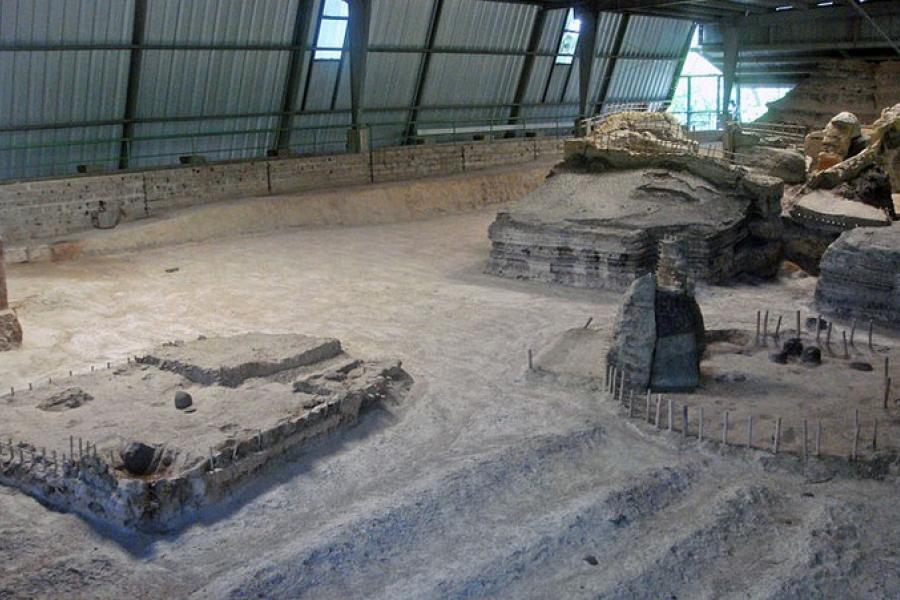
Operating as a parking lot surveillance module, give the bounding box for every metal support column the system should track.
[594,13,629,115]
[575,5,600,124]
[273,0,315,153]
[347,0,371,133]
[404,0,445,144]
[720,25,739,125]
[118,0,148,170]
[506,8,547,134]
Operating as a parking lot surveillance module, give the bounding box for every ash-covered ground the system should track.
[1,209,899,599]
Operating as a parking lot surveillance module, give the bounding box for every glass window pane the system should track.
[558,31,578,56]
[323,0,348,18]
[555,54,573,65]
[565,8,581,33]
[314,49,343,60]
[316,18,347,51]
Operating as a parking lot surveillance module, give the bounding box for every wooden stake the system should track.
[868,320,874,350]
[885,377,892,410]
[796,310,801,337]
[773,417,781,454]
[698,406,704,442]
[682,404,689,438]
[527,349,533,370]
[873,418,878,450]
[816,315,822,345]
[763,310,769,344]
[852,409,859,461]
[826,322,832,347]
[802,419,808,462]
[646,390,652,423]
[605,365,611,392]
[850,320,857,346]
[774,315,782,338]
[756,311,761,344]
[668,398,674,433]
[815,420,821,457]
[655,395,662,429]
[584,317,593,329]
[747,415,753,448]
[842,331,849,358]
[722,410,729,445]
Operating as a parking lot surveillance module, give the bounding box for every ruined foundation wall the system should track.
[0,138,565,245]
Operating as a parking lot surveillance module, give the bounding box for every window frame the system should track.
[555,9,581,65]
[313,0,349,61]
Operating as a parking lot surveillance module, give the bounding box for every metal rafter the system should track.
[507,8,548,129]
[594,13,630,115]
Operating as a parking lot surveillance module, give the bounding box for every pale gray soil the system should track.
[1,209,899,599]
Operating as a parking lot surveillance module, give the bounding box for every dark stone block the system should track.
[801,346,822,366]
[174,391,193,410]
[121,442,157,476]
[783,337,804,356]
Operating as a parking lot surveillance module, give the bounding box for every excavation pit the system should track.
[0,333,411,532]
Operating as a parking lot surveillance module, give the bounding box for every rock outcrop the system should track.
[586,111,698,154]
[0,236,22,351]
[815,225,900,328]
[487,141,784,291]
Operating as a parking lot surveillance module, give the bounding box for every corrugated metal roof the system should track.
[0,0,696,180]
[620,16,691,58]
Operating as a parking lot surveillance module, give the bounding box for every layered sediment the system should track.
[487,143,784,291]
[816,225,900,328]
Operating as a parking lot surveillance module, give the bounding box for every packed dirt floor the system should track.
[2,207,900,599]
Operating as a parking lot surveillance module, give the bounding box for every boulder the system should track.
[174,391,193,410]
[737,145,807,184]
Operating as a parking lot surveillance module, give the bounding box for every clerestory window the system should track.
[555,9,581,65]
[314,0,348,60]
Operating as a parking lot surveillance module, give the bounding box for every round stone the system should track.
[769,351,789,364]
[174,390,193,410]
[783,337,804,356]
[801,346,822,366]
[849,361,874,372]
[121,441,156,476]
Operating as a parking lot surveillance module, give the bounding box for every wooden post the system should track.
[885,377,892,410]
[755,310,761,344]
[747,415,753,448]
[605,365,611,392]
[868,321,873,350]
[873,418,878,450]
[850,320,857,346]
[609,367,617,396]
[584,317,593,329]
[802,419,808,462]
[852,409,859,461]
[682,404,688,438]
[668,398,674,432]
[655,395,662,429]
[722,410,729,445]
[698,406,704,442]
[527,349,533,370]
[795,310,801,337]
[815,420,821,456]
[842,331,849,358]
[774,315,782,338]
[826,322,832,348]
[646,390,652,423]
[762,310,769,344]
[773,417,781,454]
[816,315,822,345]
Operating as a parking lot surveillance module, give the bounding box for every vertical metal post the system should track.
[574,5,601,120]
[507,8,547,132]
[274,0,315,153]
[404,0,445,143]
[118,0,148,170]
[347,0,372,140]
[593,13,630,116]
